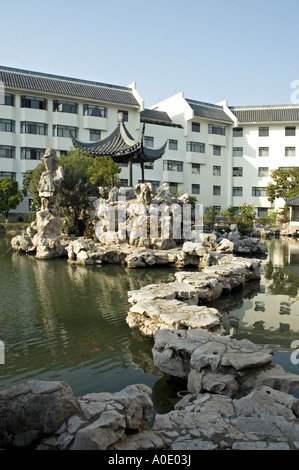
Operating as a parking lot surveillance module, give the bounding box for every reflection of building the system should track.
[1,65,299,216]
[223,239,299,346]
[286,195,299,226]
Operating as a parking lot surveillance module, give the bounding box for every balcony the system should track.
[186,152,206,164]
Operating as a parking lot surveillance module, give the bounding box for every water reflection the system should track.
[216,238,299,348]
[0,234,299,406]
[0,236,176,399]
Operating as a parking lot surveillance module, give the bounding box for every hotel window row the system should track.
[233,126,296,137]
[233,146,296,157]
[1,94,130,120]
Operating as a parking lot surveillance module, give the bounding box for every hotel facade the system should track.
[0,65,299,217]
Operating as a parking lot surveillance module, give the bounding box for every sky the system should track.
[1,0,299,108]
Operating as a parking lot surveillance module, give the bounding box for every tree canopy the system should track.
[0,177,23,220]
[23,148,121,235]
[267,167,299,203]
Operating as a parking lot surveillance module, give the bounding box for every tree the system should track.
[22,148,122,235]
[58,149,98,235]
[267,167,299,203]
[23,162,45,210]
[89,156,121,187]
[0,177,23,221]
[234,203,256,234]
[204,206,219,229]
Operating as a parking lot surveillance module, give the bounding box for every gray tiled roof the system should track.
[71,120,166,163]
[141,108,172,123]
[286,194,299,206]
[186,99,233,123]
[0,66,139,106]
[230,105,299,123]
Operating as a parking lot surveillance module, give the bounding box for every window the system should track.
[192,163,200,174]
[285,147,296,157]
[83,104,107,117]
[144,162,154,169]
[259,147,269,157]
[169,139,178,150]
[21,95,47,110]
[169,182,178,192]
[258,167,269,177]
[2,93,15,106]
[213,165,221,176]
[233,187,243,196]
[192,122,200,133]
[233,147,243,157]
[213,185,221,195]
[213,145,221,156]
[285,126,296,136]
[208,124,225,136]
[163,160,183,172]
[59,150,68,156]
[144,136,154,148]
[53,125,78,138]
[21,121,47,135]
[252,187,268,197]
[192,184,200,194]
[53,100,78,114]
[0,171,16,180]
[21,148,45,160]
[233,167,243,177]
[258,208,268,218]
[233,127,243,137]
[118,110,128,122]
[186,141,205,153]
[0,145,15,158]
[0,119,15,132]
[119,179,128,186]
[90,129,101,141]
[213,206,221,214]
[138,180,160,191]
[259,127,269,136]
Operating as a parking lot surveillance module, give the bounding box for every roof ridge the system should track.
[230,104,299,110]
[0,65,132,92]
[186,98,223,109]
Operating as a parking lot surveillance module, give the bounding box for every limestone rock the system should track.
[152,329,299,398]
[0,380,80,447]
[152,386,299,450]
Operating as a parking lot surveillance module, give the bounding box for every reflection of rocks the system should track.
[152,328,299,398]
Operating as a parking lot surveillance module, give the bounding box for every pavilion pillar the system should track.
[128,158,133,187]
[141,161,145,183]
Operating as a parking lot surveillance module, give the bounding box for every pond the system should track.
[0,234,299,411]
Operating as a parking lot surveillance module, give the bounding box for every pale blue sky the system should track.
[1,0,299,107]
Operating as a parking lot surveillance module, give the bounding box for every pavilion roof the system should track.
[70,120,167,164]
[286,194,299,206]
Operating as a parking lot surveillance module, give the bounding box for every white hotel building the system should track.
[0,65,299,218]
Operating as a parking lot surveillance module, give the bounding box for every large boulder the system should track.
[0,380,80,447]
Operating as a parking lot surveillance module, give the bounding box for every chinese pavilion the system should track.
[70,116,167,187]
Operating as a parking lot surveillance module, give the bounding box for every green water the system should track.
[0,234,299,407]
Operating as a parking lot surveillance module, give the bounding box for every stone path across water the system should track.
[126,256,261,336]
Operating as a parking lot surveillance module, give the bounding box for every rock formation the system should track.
[1,377,299,450]
[126,256,261,336]
[152,328,299,398]
[11,149,65,259]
